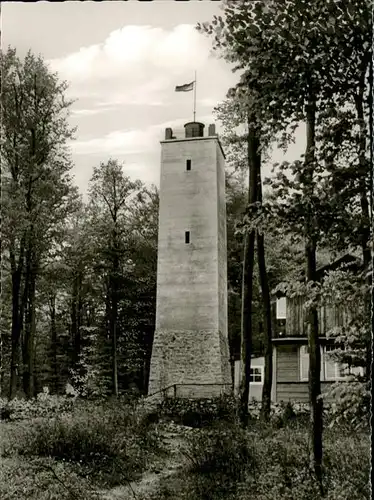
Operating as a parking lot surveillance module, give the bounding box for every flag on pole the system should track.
[175,81,194,92]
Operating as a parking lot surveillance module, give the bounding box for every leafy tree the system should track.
[82,160,159,396]
[1,47,79,398]
[198,70,275,425]
[87,159,144,396]
[199,0,371,489]
[321,265,370,429]
[35,260,71,394]
[120,185,158,392]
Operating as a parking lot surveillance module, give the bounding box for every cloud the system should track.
[71,113,216,198]
[71,114,214,157]
[199,97,221,108]
[71,108,112,116]
[49,45,102,82]
[72,129,156,156]
[48,23,238,196]
[48,24,212,101]
[95,98,164,107]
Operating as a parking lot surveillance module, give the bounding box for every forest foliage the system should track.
[0,2,372,498]
[198,0,371,490]
[1,1,371,429]
[1,49,158,399]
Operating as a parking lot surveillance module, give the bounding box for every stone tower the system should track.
[148,122,231,398]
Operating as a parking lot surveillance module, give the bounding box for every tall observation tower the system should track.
[148,121,231,398]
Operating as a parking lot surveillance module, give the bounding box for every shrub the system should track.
[183,424,255,498]
[187,425,254,476]
[0,457,99,500]
[248,427,322,500]
[143,419,370,500]
[11,399,160,487]
[271,400,310,428]
[158,394,238,427]
[234,426,370,500]
[325,380,370,431]
[323,428,371,500]
[0,387,75,422]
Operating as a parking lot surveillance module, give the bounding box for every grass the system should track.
[0,396,162,498]
[1,395,370,500]
[145,421,371,500]
[0,456,100,500]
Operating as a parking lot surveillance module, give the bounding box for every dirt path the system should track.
[99,423,194,500]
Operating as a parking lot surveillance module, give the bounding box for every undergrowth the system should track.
[158,393,237,427]
[0,387,74,421]
[1,397,161,491]
[1,393,370,499]
[0,457,100,500]
[144,420,371,500]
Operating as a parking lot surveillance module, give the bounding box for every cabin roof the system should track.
[315,253,361,277]
[272,252,361,297]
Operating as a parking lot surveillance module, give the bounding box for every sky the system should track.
[2,0,305,197]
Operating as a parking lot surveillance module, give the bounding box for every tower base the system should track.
[148,329,231,399]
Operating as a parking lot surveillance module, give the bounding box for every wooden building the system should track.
[270,254,363,403]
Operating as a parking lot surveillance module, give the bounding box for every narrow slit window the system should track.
[186,159,191,171]
[185,231,190,244]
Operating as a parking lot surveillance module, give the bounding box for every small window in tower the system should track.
[185,231,190,244]
[186,159,191,171]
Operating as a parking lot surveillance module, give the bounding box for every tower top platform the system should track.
[161,122,225,158]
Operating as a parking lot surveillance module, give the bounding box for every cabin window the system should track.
[250,366,263,384]
[324,345,364,380]
[186,159,191,171]
[324,345,340,380]
[350,364,365,377]
[276,297,287,319]
[299,345,309,381]
[300,345,347,381]
[275,297,287,336]
[185,231,190,244]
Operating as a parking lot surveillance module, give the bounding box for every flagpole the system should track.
[193,70,196,122]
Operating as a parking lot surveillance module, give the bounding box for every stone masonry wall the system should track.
[148,329,231,398]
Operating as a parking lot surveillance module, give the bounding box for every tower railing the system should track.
[147,383,232,401]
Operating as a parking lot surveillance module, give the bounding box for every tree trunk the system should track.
[50,294,58,394]
[239,232,255,425]
[9,236,26,399]
[110,225,119,397]
[111,284,119,397]
[255,156,273,422]
[354,92,371,270]
[230,354,235,393]
[367,55,373,380]
[71,271,82,368]
[239,119,260,426]
[22,253,37,399]
[9,269,22,399]
[258,232,273,421]
[305,94,324,494]
[369,55,373,219]
[354,73,372,382]
[21,254,30,398]
[21,175,37,399]
[306,241,323,492]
